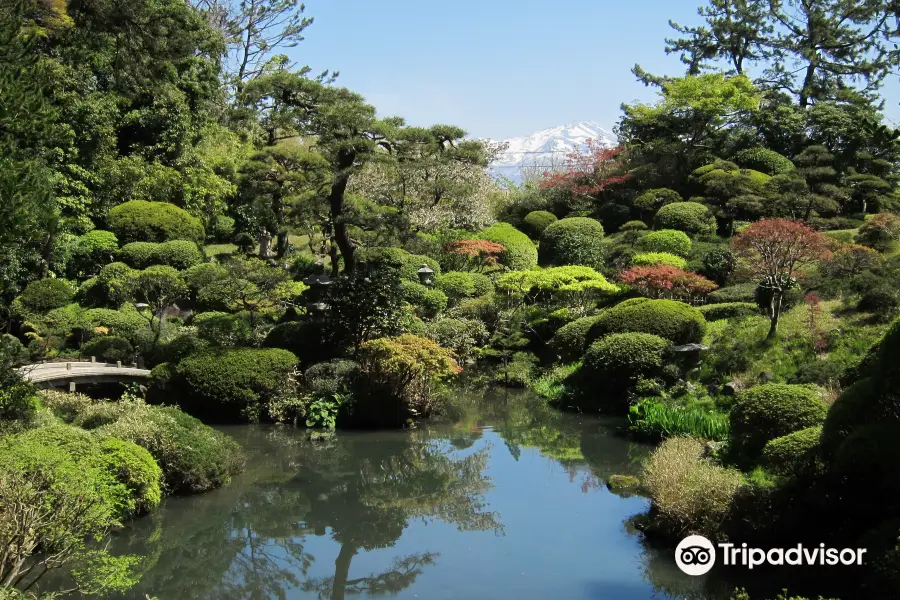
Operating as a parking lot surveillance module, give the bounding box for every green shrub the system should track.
[421,289,448,319]
[174,348,299,421]
[760,425,822,476]
[39,390,96,423]
[18,278,75,313]
[96,403,244,494]
[74,401,129,430]
[304,360,360,398]
[425,317,488,361]
[858,287,899,316]
[85,307,148,338]
[700,247,736,285]
[361,247,441,282]
[642,436,743,538]
[820,376,882,457]
[119,240,203,270]
[654,202,717,236]
[732,147,795,175]
[522,210,558,238]
[476,222,538,271]
[640,229,692,257]
[155,334,209,365]
[96,437,163,515]
[833,423,900,496]
[193,312,252,347]
[631,252,688,269]
[698,302,758,321]
[538,217,605,268]
[708,283,757,304]
[583,333,671,393]
[80,336,134,363]
[729,384,827,460]
[108,200,205,244]
[628,400,730,442]
[588,299,707,345]
[470,272,494,296]
[549,315,603,362]
[211,216,235,242]
[634,188,683,214]
[621,220,649,232]
[263,320,329,367]
[436,271,477,303]
[71,230,119,277]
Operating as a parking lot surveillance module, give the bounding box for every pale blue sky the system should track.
[294,0,900,140]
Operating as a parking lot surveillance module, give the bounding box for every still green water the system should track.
[77,389,741,599]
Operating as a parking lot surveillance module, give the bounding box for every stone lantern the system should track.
[417,263,435,287]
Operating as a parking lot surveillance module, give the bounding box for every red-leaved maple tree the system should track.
[732,218,831,339]
[444,239,507,271]
[540,141,631,199]
[618,265,718,301]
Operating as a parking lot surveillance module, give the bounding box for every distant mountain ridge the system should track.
[487,120,618,182]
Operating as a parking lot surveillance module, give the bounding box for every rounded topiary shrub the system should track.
[436,271,477,303]
[96,403,244,494]
[820,377,880,458]
[108,200,205,244]
[697,302,758,321]
[760,425,822,476]
[85,308,148,338]
[707,283,757,304]
[71,230,119,277]
[425,317,489,361]
[654,202,717,236]
[96,437,163,515]
[119,240,204,270]
[588,299,706,345]
[732,147,795,176]
[361,247,440,282]
[211,215,235,242]
[470,272,494,297]
[630,252,688,269]
[263,320,329,367]
[583,332,671,390]
[833,423,900,496]
[476,223,538,271]
[17,278,75,313]
[523,210,558,238]
[634,188,683,214]
[538,217,605,268]
[80,336,134,363]
[729,384,827,460]
[174,348,299,421]
[549,315,603,362]
[640,229,692,257]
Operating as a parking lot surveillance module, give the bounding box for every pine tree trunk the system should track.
[330,544,357,600]
[767,290,783,340]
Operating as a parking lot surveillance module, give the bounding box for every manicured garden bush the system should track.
[538,217,605,268]
[820,377,879,457]
[119,240,204,270]
[436,271,477,303]
[583,332,671,392]
[630,252,688,269]
[642,436,743,538]
[832,423,900,496]
[732,147,795,175]
[17,278,75,313]
[79,336,134,363]
[174,348,298,422]
[154,334,209,365]
[653,202,717,236]
[588,299,707,345]
[476,222,538,271]
[108,200,205,244]
[634,188,683,214]
[85,307,148,339]
[697,302,758,321]
[549,315,603,362]
[470,272,494,296]
[729,384,827,460]
[193,312,252,347]
[523,210,558,238]
[707,282,757,304]
[96,437,163,515]
[621,220,649,232]
[361,247,441,282]
[425,317,488,361]
[70,230,119,277]
[760,425,823,477]
[211,215,235,242]
[640,229,692,257]
[263,320,329,367]
[96,402,244,494]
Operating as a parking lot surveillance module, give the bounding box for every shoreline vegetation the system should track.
[4,0,900,597]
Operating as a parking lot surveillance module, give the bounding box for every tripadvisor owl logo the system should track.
[675,535,716,576]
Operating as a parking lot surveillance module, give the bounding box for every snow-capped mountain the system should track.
[488,120,617,182]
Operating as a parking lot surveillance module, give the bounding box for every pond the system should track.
[63,389,745,599]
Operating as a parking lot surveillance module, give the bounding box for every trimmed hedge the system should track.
[640,229,691,257]
[79,336,134,363]
[476,223,538,271]
[697,302,758,321]
[653,202,717,236]
[729,384,827,460]
[436,271,477,303]
[174,348,299,421]
[263,320,329,367]
[71,230,119,277]
[96,437,163,515]
[85,307,148,338]
[108,200,205,244]
[583,332,671,389]
[760,425,822,476]
[634,188,683,213]
[549,315,603,362]
[18,278,75,313]
[119,240,204,270]
[588,299,706,345]
[733,147,795,176]
[631,252,688,269]
[523,210,558,238]
[707,283,757,304]
[538,217,605,268]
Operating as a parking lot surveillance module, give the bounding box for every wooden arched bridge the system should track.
[16,360,152,391]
